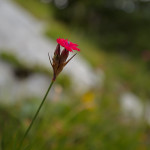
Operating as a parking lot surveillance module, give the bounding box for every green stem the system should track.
[18,80,54,150]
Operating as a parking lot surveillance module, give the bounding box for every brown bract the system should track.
[49,44,76,81]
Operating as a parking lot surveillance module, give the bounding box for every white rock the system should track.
[120,92,143,119]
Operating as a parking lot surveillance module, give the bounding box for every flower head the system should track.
[49,38,80,81]
[56,38,80,52]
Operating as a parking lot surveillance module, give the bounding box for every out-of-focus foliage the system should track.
[0,97,150,150]
[52,0,150,57]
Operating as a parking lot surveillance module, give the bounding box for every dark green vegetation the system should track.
[1,0,150,149]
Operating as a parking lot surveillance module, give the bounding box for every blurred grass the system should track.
[0,97,149,150]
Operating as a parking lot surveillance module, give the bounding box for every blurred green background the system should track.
[1,0,150,149]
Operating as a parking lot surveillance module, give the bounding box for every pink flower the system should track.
[56,38,80,52]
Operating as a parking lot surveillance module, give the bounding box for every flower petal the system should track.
[56,38,80,52]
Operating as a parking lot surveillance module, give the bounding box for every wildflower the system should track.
[49,38,80,81]
[81,91,96,111]
[56,38,80,52]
